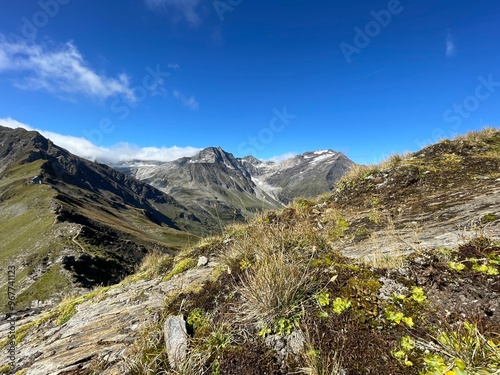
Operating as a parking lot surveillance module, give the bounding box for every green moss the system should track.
[483,214,498,222]
[0,365,13,374]
[326,216,350,239]
[53,286,112,326]
[14,313,51,344]
[162,257,197,281]
[309,256,335,269]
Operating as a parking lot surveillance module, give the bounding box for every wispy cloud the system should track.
[267,152,297,163]
[0,118,201,163]
[0,36,135,101]
[445,30,457,58]
[143,0,202,26]
[173,90,199,110]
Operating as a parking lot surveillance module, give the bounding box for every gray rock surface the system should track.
[0,262,216,374]
[163,315,188,370]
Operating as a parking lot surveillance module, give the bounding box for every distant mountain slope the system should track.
[240,149,355,204]
[0,126,202,311]
[116,148,355,225]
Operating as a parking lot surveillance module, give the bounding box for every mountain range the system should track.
[0,125,353,311]
[115,147,354,231]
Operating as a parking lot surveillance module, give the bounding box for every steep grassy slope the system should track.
[0,126,201,312]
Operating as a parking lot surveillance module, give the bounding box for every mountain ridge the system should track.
[115,146,355,225]
[0,125,203,311]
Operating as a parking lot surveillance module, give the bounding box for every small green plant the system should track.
[385,310,414,327]
[332,297,352,315]
[275,317,298,336]
[258,323,273,338]
[316,291,330,307]
[205,324,233,352]
[447,261,466,272]
[187,308,209,332]
[392,336,415,367]
[257,317,300,337]
[472,263,499,276]
[402,316,414,328]
[389,292,407,302]
[410,286,427,303]
[385,310,404,324]
[422,353,456,374]
[258,322,272,338]
[239,258,252,270]
[401,335,415,351]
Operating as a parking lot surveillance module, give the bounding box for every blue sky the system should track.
[0,0,499,164]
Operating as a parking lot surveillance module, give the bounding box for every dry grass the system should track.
[380,152,414,169]
[452,126,499,144]
[299,328,345,375]
[339,127,499,187]
[339,152,415,186]
[124,319,170,375]
[237,248,319,326]
[340,164,381,183]
[221,208,326,272]
[136,251,174,279]
[218,209,325,329]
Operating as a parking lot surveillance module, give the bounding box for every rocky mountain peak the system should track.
[191,147,226,162]
[190,146,242,171]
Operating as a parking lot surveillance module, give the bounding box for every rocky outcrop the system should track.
[0,262,216,374]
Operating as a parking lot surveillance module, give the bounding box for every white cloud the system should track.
[267,152,297,163]
[104,143,202,163]
[446,30,457,58]
[173,90,199,110]
[0,36,135,101]
[0,118,201,164]
[144,0,202,26]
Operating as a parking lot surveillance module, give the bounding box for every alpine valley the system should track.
[0,125,353,311]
